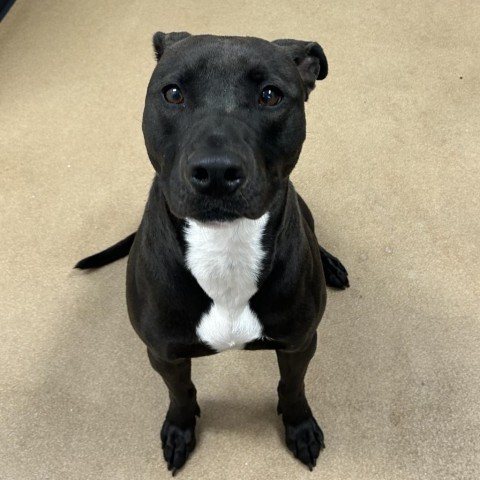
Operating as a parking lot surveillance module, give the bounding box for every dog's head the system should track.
[142,32,328,223]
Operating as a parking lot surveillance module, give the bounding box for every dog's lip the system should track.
[182,202,268,224]
[169,195,266,224]
[186,205,269,223]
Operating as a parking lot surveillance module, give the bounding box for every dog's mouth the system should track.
[174,189,260,224]
[186,207,245,224]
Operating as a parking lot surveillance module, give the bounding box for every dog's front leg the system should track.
[276,333,325,470]
[147,349,200,474]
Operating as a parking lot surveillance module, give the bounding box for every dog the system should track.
[76,32,349,474]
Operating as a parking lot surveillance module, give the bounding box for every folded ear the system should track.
[152,31,192,61]
[273,39,328,99]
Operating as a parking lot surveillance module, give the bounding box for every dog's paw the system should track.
[160,419,197,475]
[319,246,350,290]
[284,416,325,470]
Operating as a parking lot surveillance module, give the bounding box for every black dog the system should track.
[76,32,349,474]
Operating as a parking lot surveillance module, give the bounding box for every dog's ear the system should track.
[152,32,192,61]
[273,39,328,100]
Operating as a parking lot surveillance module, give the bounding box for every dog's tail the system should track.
[74,232,136,270]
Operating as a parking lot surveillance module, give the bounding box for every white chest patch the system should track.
[184,213,269,352]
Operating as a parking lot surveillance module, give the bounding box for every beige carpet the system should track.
[1,1,479,478]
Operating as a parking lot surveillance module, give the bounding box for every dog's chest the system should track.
[184,214,269,352]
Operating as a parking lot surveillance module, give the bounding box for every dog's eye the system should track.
[259,86,283,107]
[162,85,184,105]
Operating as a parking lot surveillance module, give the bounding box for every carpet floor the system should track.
[1,1,479,478]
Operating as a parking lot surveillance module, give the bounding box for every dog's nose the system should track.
[188,156,246,196]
